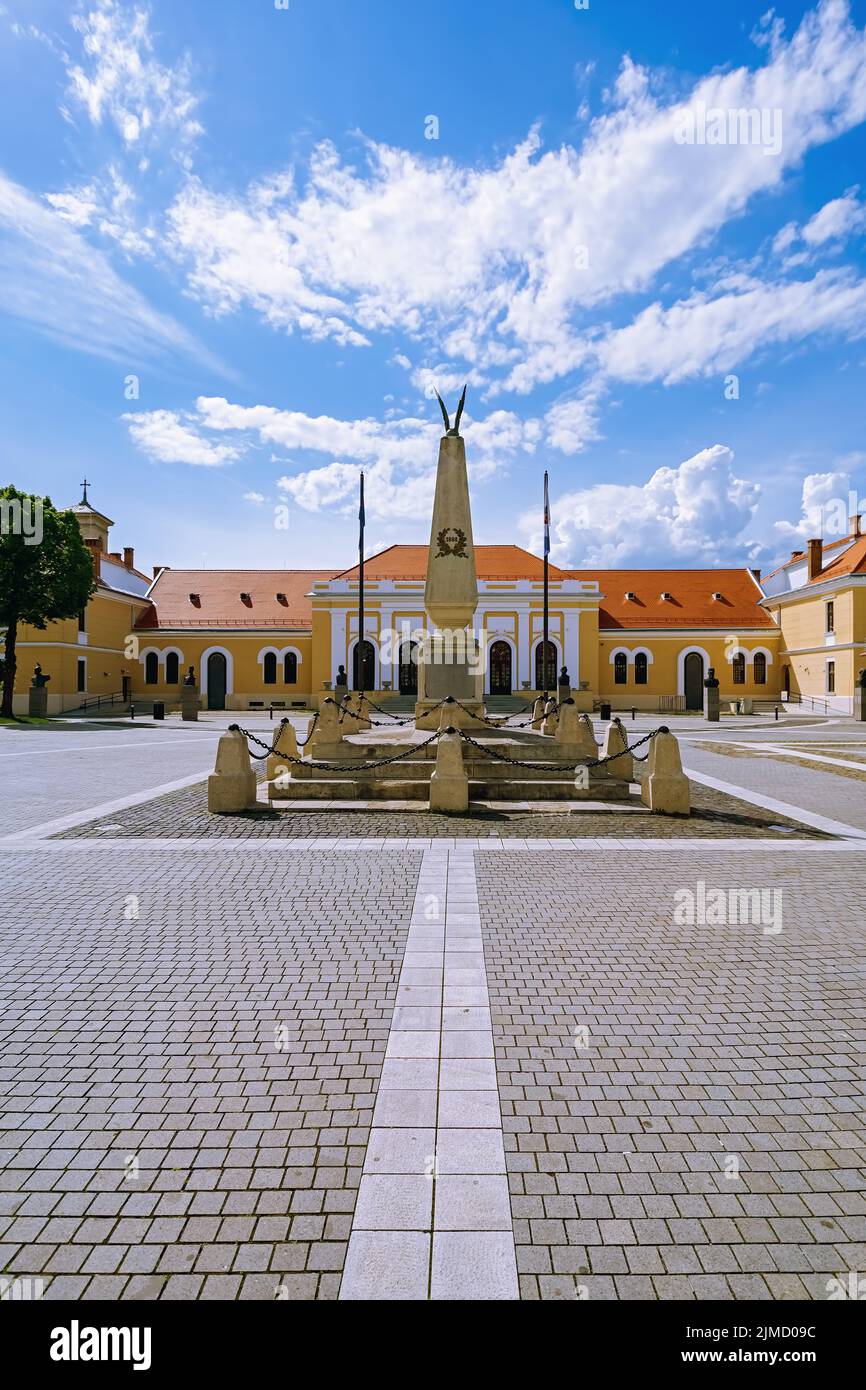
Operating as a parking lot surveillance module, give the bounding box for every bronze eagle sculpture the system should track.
[435,385,467,436]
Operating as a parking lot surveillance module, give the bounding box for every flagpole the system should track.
[358,471,365,697]
[543,469,549,699]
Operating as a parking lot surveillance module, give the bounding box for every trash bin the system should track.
[599,702,611,721]
[153,701,165,720]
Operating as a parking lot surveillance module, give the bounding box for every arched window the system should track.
[634,652,648,685]
[165,652,179,685]
[352,640,375,692]
[753,652,766,685]
[534,640,557,692]
[263,652,277,685]
[732,652,746,685]
[284,652,297,684]
[144,652,159,685]
[614,652,627,685]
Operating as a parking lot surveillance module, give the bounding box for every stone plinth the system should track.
[266,719,298,783]
[602,718,633,782]
[28,686,49,718]
[180,685,199,722]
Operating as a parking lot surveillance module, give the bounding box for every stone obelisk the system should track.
[415,389,484,728]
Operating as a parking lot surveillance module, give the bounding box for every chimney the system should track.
[751,568,761,584]
[84,537,101,581]
[123,546,134,570]
[790,549,804,562]
[807,537,823,581]
[852,513,863,538]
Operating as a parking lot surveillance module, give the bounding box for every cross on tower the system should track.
[80,478,90,504]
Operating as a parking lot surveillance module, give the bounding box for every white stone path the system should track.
[340,846,518,1300]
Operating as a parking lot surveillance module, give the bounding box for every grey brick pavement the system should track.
[477,846,866,1300]
[0,846,420,1300]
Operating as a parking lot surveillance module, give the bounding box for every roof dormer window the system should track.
[188,592,200,606]
[712,592,723,601]
[660,591,672,602]
[624,591,636,601]
[240,592,252,605]
[276,592,288,604]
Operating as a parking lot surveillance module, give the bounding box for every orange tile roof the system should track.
[566,568,775,630]
[807,534,866,585]
[763,533,856,583]
[336,544,570,582]
[135,568,337,630]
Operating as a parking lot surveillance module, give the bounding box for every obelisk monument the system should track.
[415,388,485,727]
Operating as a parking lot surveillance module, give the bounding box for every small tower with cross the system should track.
[71,479,114,552]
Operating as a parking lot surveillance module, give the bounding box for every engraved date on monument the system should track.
[436,526,468,558]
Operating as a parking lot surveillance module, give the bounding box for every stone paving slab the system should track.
[476,847,866,1300]
[0,846,421,1300]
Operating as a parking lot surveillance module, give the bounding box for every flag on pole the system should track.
[359,470,366,536]
[543,470,550,557]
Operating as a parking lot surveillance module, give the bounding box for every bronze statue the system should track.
[31,664,51,688]
[183,665,196,687]
[434,385,467,437]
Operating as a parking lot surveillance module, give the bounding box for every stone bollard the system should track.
[438,696,459,731]
[429,727,469,813]
[311,697,344,755]
[208,726,257,813]
[345,693,372,731]
[641,727,690,815]
[602,717,633,782]
[555,699,595,760]
[266,718,298,784]
[531,695,546,731]
[541,697,559,736]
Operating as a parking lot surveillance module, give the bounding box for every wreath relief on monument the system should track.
[436,526,469,558]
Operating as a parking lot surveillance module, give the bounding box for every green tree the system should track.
[0,486,95,718]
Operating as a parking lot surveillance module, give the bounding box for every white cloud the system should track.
[596,270,866,384]
[802,189,866,244]
[0,171,217,367]
[773,469,854,540]
[45,166,156,257]
[521,445,761,567]
[65,0,202,158]
[122,410,240,466]
[122,393,559,515]
[163,1,866,392]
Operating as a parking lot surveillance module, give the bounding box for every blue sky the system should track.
[2,0,866,575]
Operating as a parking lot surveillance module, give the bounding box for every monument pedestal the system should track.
[180,685,200,721]
[29,686,49,718]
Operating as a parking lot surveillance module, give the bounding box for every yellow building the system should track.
[13,487,864,717]
[761,520,866,714]
[8,485,152,714]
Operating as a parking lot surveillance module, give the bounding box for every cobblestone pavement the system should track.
[53,780,826,840]
[0,845,419,1300]
[477,847,866,1300]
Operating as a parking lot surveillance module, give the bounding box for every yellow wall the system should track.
[597,634,781,708]
[13,591,148,712]
[776,587,862,702]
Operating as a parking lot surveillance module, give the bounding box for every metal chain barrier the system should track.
[229,722,441,773]
[455,726,657,772]
[229,717,661,777]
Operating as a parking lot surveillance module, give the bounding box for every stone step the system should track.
[270,775,631,802]
[288,756,608,783]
